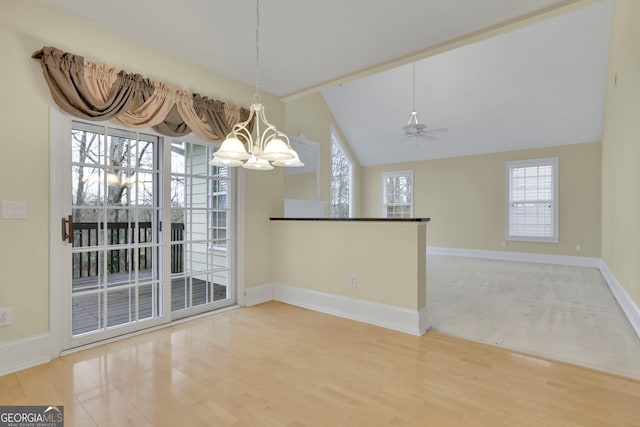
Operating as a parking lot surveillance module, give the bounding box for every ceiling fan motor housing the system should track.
[403,123,427,135]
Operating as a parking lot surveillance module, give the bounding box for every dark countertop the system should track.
[270,217,430,222]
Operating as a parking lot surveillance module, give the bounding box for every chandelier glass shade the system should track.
[210,0,302,170]
[271,148,304,167]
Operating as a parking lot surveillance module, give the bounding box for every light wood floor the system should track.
[2,302,640,427]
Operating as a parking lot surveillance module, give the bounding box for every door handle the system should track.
[61,215,73,244]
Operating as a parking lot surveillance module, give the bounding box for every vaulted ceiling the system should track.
[323,0,612,165]
[39,0,613,166]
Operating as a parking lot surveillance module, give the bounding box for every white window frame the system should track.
[505,157,558,243]
[382,170,414,218]
[330,125,354,218]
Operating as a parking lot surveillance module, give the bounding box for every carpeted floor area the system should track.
[426,255,640,379]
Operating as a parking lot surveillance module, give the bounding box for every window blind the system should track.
[507,158,557,241]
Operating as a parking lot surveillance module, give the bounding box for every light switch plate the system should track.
[1,201,27,219]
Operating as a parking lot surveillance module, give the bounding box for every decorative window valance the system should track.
[31,46,251,142]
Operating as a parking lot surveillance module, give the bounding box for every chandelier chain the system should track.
[209,0,302,169]
[255,0,260,98]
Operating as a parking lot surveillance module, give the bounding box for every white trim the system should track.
[48,104,68,357]
[273,284,430,336]
[238,283,432,334]
[235,168,246,307]
[245,283,431,335]
[0,333,57,376]
[244,283,274,306]
[598,260,640,339]
[418,305,432,334]
[427,246,601,268]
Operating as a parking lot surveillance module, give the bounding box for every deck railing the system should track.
[72,222,184,278]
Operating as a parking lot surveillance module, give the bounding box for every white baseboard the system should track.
[418,305,432,334]
[273,284,430,336]
[428,246,601,268]
[1,284,428,374]
[244,283,274,306]
[0,333,57,376]
[598,261,640,340]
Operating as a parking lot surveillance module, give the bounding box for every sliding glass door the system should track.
[57,117,235,349]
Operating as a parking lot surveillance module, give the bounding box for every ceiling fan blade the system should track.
[401,134,438,142]
[423,128,448,134]
[418,134,438,142]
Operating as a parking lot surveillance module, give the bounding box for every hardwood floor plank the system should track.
[1,301,639,426]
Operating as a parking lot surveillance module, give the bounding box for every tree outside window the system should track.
[330,131,353,218]
[382,170,413,218]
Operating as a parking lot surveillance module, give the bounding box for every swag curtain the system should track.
[32,46,251,142]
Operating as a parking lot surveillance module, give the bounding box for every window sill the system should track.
[506,236,558,244]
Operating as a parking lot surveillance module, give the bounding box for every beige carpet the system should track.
[427,255,640,379]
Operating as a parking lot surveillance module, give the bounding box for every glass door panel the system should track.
[70,122,162,341]
[61,118,235,349]
[170,141,233,318]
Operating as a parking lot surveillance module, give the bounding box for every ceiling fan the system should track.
[398,63,448,142]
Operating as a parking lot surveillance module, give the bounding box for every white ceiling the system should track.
[323,0,612,165]
[38,0,613,166]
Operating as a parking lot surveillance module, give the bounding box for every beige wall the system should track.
[0,1,283,343]
[284,93,362,216]
[1,0,634,349]
[272,221,426,310]
[284,172,316,200]
[601,0,640,306]
[362,142,601,257]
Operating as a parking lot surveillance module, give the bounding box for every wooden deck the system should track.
[72,271,226,335]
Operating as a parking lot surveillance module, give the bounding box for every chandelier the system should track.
[210,0,303,170]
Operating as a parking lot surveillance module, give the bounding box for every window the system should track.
[330,128,353,218]
[506,158,558,242]
[382,170,413,218]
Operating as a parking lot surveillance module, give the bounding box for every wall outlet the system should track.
[576,244,582,252]
[501,241,506,248]
[349,273,357,287]
[0,307,12,327]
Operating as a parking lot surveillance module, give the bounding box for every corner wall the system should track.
[362,142,601,257]
[284,93,362,216]
[601,0,640,307]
